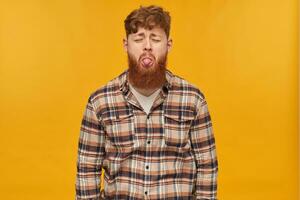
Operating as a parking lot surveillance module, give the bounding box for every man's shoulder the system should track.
[87,70,125,103]
[170,72,206,101]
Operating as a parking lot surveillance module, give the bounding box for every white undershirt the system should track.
[129,84,161,115]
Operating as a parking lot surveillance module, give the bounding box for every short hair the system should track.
[124,5,171,38]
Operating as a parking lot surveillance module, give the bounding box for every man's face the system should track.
[123,26,172,90]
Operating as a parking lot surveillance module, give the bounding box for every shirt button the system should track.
[145,191,148,195]
[146,165,149,170]
[147,140,151,144]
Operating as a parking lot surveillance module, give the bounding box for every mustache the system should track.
[138,53,155,62]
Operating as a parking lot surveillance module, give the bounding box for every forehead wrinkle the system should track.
[136,31,161,37]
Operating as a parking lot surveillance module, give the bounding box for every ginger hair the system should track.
[124,5,171,38]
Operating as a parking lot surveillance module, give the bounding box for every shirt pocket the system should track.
[102,111,135,148]
[164,110,195,148]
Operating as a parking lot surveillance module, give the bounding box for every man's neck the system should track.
[129,84,161,97]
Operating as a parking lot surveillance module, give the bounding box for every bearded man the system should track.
[75,5,218,200]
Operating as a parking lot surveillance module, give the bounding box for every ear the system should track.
[123,38,128,52]
[167,38,173,52]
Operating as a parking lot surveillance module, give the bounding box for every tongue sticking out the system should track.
[141,58,153,67]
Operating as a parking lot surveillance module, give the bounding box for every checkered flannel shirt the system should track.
[76,69,218,199]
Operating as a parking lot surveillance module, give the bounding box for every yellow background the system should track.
[0,0,298,199]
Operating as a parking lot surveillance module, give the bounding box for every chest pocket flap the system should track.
[101,107,135,147]
[164,109,195,147]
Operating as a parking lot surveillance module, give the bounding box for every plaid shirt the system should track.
[75,69,218,199]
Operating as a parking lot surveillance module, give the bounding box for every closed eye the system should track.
[134,38,143,42]
[152,39,161,42]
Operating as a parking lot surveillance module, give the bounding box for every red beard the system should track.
[127,52,168,90]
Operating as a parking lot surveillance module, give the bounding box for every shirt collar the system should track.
[119,69,174,95]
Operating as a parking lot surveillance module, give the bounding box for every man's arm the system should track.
[189,95,218,200]
[75,96,105,200]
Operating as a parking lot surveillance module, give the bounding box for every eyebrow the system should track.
[135,33,145,37]
[150,33,161,37]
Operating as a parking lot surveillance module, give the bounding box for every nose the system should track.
[143,38,152,52]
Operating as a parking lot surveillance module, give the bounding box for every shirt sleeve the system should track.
[189,95,218,200]
[75,96,106,200]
